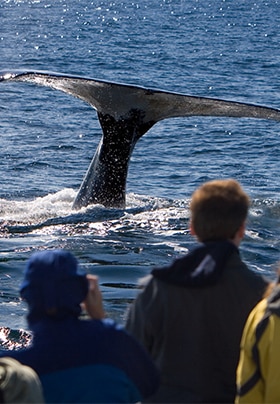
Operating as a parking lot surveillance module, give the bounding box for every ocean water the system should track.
[0,0,279,348]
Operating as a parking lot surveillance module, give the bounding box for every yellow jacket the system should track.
[236,285,280,403]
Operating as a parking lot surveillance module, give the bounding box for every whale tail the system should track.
[1,70,280,208]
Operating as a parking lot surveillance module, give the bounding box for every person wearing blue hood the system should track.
[2,249,159,403]
[125,179,268,403]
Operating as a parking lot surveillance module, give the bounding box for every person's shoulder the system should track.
[96,318,151,354]
[95,318,139,339]
[249,298,268,322]
[0,357,44,403]
[228,252,268,282]
[132,274,160,295]
[82,318,138,350]
[137,274,154,288]
[92,317,123,332]
[137,273,169,298]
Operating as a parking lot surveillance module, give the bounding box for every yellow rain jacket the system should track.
[236,285,280,403]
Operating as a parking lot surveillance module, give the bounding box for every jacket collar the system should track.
[152,240,238,288]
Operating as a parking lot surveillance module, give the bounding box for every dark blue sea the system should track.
[0,0,279,348]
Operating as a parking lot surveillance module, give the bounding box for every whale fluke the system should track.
[1,70,280,209]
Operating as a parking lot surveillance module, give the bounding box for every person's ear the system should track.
[232,221,246,246]
[190,220,196,236]
[237,221,246,239]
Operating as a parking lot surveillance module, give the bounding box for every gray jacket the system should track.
[126,249,268,403]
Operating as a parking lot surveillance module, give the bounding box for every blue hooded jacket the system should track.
[2,250,159,403]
